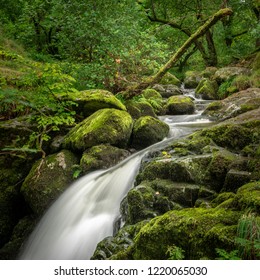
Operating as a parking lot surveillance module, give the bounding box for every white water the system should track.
[20,89,213,260]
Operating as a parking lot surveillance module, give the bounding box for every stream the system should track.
[19,90,213,260]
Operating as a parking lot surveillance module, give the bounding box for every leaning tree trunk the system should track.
[122,8,233,100]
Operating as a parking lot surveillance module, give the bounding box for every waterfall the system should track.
[20,89,213,260]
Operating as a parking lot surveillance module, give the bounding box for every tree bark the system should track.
[122,8,233,100]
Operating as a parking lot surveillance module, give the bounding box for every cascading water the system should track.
[20,88,213,260]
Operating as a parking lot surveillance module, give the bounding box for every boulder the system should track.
[20,150,79,216]
[235,181,260,214]
[131,116,169,149]
[141,88,164,114]
[195,78,218,100]
[65,89,126,117]
[153,84,183,98]
[63,109,133,151]
[80,144,131,174]
[125,100,156,119]
[121,179,216,225]
[160,72,181,86]
[130,208,240,259]
[213,67,251,84]
[184,71,202,88]
[165,95,195,115]
[203,88,260,121]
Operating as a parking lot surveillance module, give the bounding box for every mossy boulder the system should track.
[153,84,183,98]
[184,71,202,89]
[80,144,131,174]
[63,109,133,151]
[20,150,79,216]
[125,100,156,119]
[131,116,169,149]
[130,208,240,259]
[203,88,260,121]
[213,67,251,84]
[235,181,260,214]
[142,88,162,100]
[65,89,126,117]
[165,95,195,115]
[195,78,218,100]
[160,72,181,86]
[122,179,215,225]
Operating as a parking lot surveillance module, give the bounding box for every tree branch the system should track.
[122,8,233,99]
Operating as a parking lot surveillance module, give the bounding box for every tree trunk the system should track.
[122,8,233,99]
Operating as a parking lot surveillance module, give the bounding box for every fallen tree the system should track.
[122,8,233,100]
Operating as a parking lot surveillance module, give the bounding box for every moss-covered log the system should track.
[122,8,233,99]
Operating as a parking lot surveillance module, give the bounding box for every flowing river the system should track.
[19,90,213,260]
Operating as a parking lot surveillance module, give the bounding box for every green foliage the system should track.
[217,77,236,99]
[236,213,260,260]
[166,245,185,260]
[215,248,241,260]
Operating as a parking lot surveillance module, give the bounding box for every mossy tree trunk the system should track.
[122,8,233,100]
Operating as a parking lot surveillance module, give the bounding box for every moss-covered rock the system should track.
[153,84,183,98]
[20,150,79,216]
[63,109,133,151]
[184,71,202,89]
[203,88,260,121]
[235,181,260,214]
[131,116,169,149]
[142,88,162,100]
[213,67,251,84]
[65,89,126,117]
[195,78,218,100]
[160,72,181,86]
[125,100,156,119]
[80,144,130,174]
[199,123,253,151]
[130,208,240,259]
[223,169,252,192]
[165,95,195,115]
[122,179,215,225]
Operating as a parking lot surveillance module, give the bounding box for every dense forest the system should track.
[0,0,259,260]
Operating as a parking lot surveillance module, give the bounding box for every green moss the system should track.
[63,108,133,151]
[195,78,218,100]
[131,208,240,259]
[65,89,126,117]
[200,124,252,151]
[21,150,79,215]
[160,72,181,86]
[235,181,260,213]
[142,88,162,100]
[131,116,169,149]
[166,96,195,115]
[80,144,130,174]
[125,99,156,119]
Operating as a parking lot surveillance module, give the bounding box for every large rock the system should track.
[131,116,169,149]
[20,150,79,216]
[153,84,183,98]
[184,71,202,89]
[213,67,251,84]
[125,100,156,119]
[203,88,260,121]
[65,89,126,117]
[121,179,216,225]
[63,109,133,151]
[80,144,131,174]
[160,72,181,86]
[165,95,195,115]
[130,208,240,259]
[195,78,218,100]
